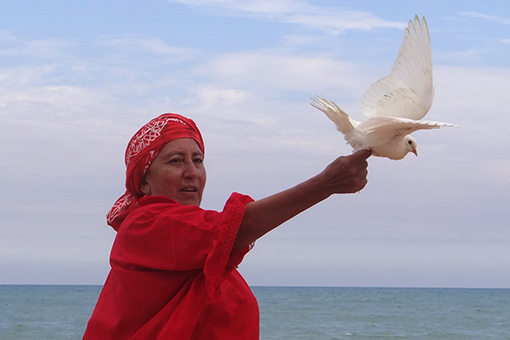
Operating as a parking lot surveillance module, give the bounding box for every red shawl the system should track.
[84,193,259,339]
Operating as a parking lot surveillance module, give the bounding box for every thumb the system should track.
[351,149,372,161]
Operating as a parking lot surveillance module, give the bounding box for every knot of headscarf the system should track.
[106,113,205,231]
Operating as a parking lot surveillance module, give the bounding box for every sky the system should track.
[1,0,509,288]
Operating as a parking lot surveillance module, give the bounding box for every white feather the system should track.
[361,16,434,120]
[311,16,457,160]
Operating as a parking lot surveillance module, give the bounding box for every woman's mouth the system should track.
[180,187,197,193]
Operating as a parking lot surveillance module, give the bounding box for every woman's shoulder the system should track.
[119,193,254,232]
[119,195,216,228]
[138,195,180,208]
[133,195,208,218]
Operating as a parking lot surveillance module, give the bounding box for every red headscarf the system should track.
[107,113,205,231]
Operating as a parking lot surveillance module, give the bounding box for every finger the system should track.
[351,149,372,162]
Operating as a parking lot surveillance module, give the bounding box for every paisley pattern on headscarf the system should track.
[107,113,205,230]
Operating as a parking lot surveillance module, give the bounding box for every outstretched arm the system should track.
[234,149,371,250]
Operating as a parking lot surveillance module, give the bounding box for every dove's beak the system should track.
[412,148,418,156]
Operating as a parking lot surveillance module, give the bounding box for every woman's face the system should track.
[140,138,206,206]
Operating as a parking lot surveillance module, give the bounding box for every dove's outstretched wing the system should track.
[354,117,455,151]
[360,16,433,120]
[310,96,360,135]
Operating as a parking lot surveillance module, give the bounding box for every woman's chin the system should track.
[176,193,201,206]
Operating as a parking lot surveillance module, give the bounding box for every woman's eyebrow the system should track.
[159,150,203,160]
[159,151,184,160]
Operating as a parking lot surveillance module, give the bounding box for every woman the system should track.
[83,113,370,339]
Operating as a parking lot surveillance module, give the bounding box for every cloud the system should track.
[0,32,74,58]
[168,0,405,34]
[434,65,510,150]
[98,34,198,59]
[195,50,367,94]
[0,30,17,42]
[459,11,510,25]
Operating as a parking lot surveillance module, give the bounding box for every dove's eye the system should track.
[408,140,413,145]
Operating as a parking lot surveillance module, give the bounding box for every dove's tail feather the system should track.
[310,96,357,135]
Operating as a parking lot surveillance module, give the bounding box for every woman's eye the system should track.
[193,158,203,164]
[169,158,183,163]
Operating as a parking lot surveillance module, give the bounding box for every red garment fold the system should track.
[83,192,259,340]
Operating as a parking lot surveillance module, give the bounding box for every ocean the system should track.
[1,285,509,339]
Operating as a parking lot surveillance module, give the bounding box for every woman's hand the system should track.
[317,149,371,195]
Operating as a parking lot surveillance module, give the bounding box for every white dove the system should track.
[311,16,457,160]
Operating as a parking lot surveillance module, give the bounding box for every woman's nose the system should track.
[183,160,198,178]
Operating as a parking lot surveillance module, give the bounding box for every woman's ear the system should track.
[140,178,151,195]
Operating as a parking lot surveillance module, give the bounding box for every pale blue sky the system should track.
[1,0,509,288]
